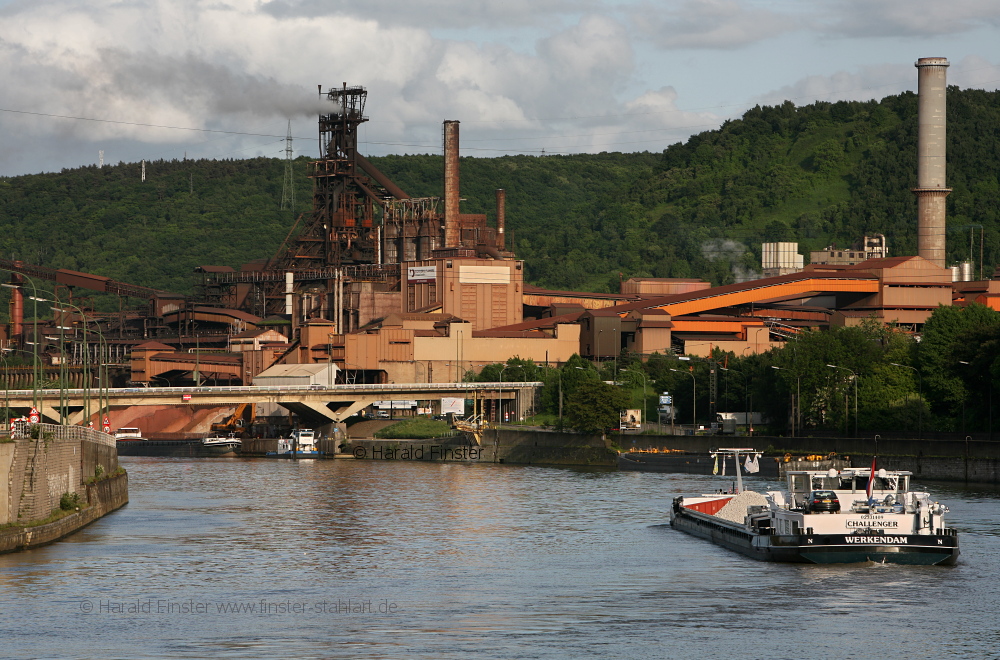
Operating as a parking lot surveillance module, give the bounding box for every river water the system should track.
[1,457,998,659]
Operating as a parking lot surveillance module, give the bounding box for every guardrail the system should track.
[1,382,545,397]
[11,422,117,447]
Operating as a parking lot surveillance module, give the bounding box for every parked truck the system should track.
[716,412,763,434]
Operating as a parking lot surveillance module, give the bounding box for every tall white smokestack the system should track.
[913,57,951,268]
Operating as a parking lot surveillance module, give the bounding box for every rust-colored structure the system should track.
[5,70,1000,413]
[443,120,461,249]
[197,87,513,336]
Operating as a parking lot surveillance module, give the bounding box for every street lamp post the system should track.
[92,323,110,425]
[499,364,509,425]
[771,366,801,437]
[889,362,923,439]
[328,333,334,388]
[0,349,11,426]
[46,291,98,423]
[625,368,648,429]
[827,364,858,437]
[555,368,563,422]
[670,367,696,431]
[39,294,98,426]
[720,366,750,436]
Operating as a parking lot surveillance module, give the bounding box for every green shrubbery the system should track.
[59,492,81,511]
[374,418,455,439]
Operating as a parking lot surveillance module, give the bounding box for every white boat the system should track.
[670,448,959,565]
[114,427,144,441]
[267,429,321,457]
[200,433,242,456]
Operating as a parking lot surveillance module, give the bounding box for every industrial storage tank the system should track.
[951,261,974,282]
[960,261,973,282]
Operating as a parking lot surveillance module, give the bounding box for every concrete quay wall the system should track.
[2,426,127,550]
[0,471,128,554]
[341,428,615,466]
[3,438,86,524]
[622,433,1000,484]
[240,428,616,466]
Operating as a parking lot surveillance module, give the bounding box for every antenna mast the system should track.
[281,120,294,212]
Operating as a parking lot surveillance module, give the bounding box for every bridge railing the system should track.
[11,422,116,447]
[2,382,545,397]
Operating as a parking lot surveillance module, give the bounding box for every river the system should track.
[1,457,997,659]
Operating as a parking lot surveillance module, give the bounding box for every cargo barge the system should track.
[670,448,959,565]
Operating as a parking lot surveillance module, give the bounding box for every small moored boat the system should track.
[200,433,242,456]
[670,448,959,565]
[266,429,322,458]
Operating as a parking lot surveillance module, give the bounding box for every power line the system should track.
[0,106,287,139]
[2,63,998,159]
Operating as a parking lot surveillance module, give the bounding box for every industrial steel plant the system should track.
[2,59,996,435]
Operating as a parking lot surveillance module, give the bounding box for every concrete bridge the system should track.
[1,382,543,426]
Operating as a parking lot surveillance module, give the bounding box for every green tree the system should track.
[919,303,1000,427]
[564,380,631,434]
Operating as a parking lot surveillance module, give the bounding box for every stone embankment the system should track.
[618,433,1000,484]
[0,425,128,553]
[340,428,617,466]
[239,426,617,467]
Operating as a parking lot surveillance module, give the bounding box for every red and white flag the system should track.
[866,456,877,500]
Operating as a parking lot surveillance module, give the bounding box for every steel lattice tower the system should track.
[280,120,294,212]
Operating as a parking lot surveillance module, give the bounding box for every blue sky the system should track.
[0,0,998,176]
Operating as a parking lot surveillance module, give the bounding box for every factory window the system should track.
[516,262,522,270]
[446,260,453,268]
[837,252,842,257]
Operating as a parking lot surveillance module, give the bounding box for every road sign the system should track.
[28,407,39,424]
[103,416,111,433]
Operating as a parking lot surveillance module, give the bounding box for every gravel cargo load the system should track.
[714,490,769,523]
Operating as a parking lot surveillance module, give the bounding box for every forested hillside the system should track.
[0,87,998,298]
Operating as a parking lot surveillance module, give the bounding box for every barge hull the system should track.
[671,509,958,566]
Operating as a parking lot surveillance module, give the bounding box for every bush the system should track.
[60,492,81,511]
[374,418,454,439]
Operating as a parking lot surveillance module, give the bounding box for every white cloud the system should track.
[0,0,997,175]
[259,0,598,30]
[747,55,1000,110]
[748,65,911,108]
[820,0,1000,38]
[0,2,647,173]
[631,0,800,50]
[950,54,1000,90]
